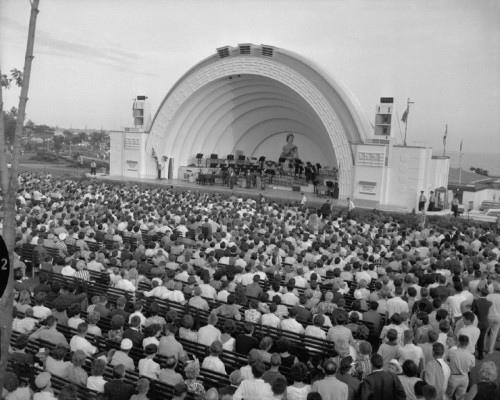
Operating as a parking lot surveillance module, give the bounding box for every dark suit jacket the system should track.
[94,304,111,318]
[358,370,406,400]
[122,328,144,348]
[55,292,87,306]
[109,308,131,321]
[104,379,135,400]
[294,305,312,323]
[472,297,493,329]
[235,334,259,355]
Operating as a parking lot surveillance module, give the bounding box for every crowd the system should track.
[3,171,500,400]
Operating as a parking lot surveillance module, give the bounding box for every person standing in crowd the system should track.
[465,361,498,400]
[346,197,355,219]
[471,287,492,360]
[358,354,406,400]
[311,359,348,400]
[428,191,436,211]
[485,282,500,356]
[421,342,450,400]
[451,195,460,218]
[418,191,427,211]
[90,160,97,175]
[445,335,475,400]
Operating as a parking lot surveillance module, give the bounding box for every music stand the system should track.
[207,154,218,167]
[196,153,203,166]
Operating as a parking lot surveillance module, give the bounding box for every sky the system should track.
[1,0,499,155]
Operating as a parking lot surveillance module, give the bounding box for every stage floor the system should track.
[89,173,385,210]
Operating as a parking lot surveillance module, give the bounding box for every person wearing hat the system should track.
[54,232,68,259]
[388,359,403,375]
[110,338,136,371]
[32,372,55,400]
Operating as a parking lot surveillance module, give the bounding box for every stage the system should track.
[178,165,340,194]
[88,172,383,210]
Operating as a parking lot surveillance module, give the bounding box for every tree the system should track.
[63,129,73,145]
[77,131,88,144]
[89,131,102,147]
[34,123,54,152]
[3,107,17,145]
[53,135,64,153]
[0,0,40,393]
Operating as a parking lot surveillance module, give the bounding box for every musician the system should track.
[280,133,299,160]
[294,159,304,179]
[221,168,228,186]
[228,167,235,189]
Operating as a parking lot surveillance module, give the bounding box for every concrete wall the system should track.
[463,188,500,211]
[351,143,387,205]
[385,146,429,210]
[429,157,450,190]
[109,130,149,179]
[109,131,123,176]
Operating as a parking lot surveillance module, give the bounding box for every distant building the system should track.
[448,167,500,211]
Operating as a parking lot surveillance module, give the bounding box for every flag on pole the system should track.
[460,139,463,152]
[401,107,409,123]
[443,125,447,146]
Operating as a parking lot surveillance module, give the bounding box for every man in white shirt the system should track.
[233,361,273,400]
[396,330,424,372]
[128,302,147,326]
[386,287,409,318]
[446,283,468,319]
[32,293,53,320]
[143,281,169,299]
[261,303,281,328]
[456,311,480,354]
[69,322,97,357]
[115,270,136,292]
[279,309,305,334]
[198,313,222,346]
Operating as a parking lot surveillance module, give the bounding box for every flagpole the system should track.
[459,139,463,186]
[443,124,447,156]
[403,97,414,146]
